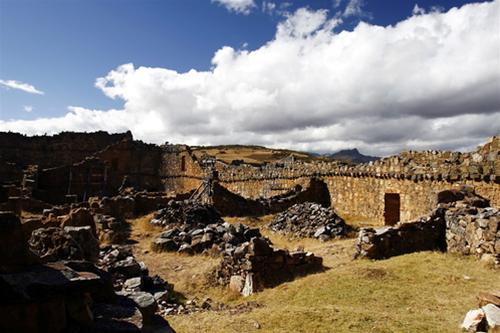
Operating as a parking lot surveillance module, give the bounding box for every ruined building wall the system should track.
[159,145,204,194]
[94,139,163,190]
[324,176,499,223]
[0,131,132,169]
[214,137,499,225]
[34,138,163,204]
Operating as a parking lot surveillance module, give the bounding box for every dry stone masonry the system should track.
[355,188,499,265]
[1,131,498,226]
[213,236,323,296]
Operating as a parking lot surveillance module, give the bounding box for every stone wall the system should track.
[212,178,330,217]
[0,131,131,169]
[213,137,499,225]
[446,204,499,261]
[354,188,498,264]
[160,145,204,194]
[0,130,497,226]
[324,176,499,224]
[354,208,447,259]
[94,138,163,191]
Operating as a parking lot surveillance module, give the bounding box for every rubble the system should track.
[213,236,323,296]
[150,201,263,255]
[152,219,262,255]
[150,200,223,227]
[268,202,351,240]
[0,211,177,333]
[29,227,92,262]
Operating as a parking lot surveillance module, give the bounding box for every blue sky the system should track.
[0,0,498,155]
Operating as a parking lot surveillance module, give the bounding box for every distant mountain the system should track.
[326,148,380,164]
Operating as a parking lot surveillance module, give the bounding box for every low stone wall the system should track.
[213,237,323,296]
[354,208,447,259]
[355,188,498,264]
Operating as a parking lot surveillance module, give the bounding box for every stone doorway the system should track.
[180,156,186,172]
[384,193,400,226]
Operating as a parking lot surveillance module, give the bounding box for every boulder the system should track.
[61,208,97,236]
[0,211,38,272]
[64,226,99,262]
[29,227,84,262]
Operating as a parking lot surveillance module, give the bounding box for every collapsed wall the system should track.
[354,188,499,264]
[213,237,323,296]
[211,178,331,216]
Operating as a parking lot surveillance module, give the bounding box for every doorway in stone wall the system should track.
[384,193,400,226]
[180,156,186,172]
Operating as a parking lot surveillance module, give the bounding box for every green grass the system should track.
[128,215,498,333]
[168,252,497,333]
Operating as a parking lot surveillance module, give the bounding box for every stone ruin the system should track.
[269,201,351,241]
[0,211,176,333]
[0,130,498,330]
[213,237,323,296]
[149,200,324,295]
[354,187,499,266]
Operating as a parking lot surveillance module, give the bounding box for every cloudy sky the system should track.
[0,0,498,156]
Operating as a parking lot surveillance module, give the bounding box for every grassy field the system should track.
[129,215,498,333]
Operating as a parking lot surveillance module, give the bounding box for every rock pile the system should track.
[99,244,212,318]
[461,291,500,332]
[94,213,131,244]
[152,220,262,255]
[213,236,323,296]
[29,226,99,262]
[0,212,176,333]
[269,202,350,240]
[150,200,223,227]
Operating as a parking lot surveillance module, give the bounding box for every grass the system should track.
[127,215,499,333]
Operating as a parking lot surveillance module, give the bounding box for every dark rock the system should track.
[269,202,350,239]
[29,227,84,262]
[0,212,38,272]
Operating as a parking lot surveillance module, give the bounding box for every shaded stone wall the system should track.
[94,139,163,190]
[212,178,330,217]
[0,131,131,169]
[34,139,163,204]
[220,177,311,199]
[0,161,22,185]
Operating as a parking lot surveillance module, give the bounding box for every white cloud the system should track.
[1,1,499,156]
[412,4,426,15]
[0,79,44,95]
[23,105,33,113]
[262,1,276,15]
[343,0,371,18]
[212,0,256,15]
